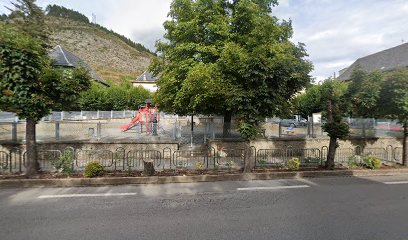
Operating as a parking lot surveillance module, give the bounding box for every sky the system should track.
[1,0,408,81]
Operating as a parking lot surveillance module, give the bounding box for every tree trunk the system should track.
[243,142,254,173]
[403,123,408,166]
[325,137,337,170]
[223,111,232,138]
[25,118,39,175]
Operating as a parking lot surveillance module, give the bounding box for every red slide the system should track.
[120,115,142,132]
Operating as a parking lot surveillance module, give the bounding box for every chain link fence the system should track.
[0,111,404,144]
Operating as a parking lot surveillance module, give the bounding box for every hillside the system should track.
[46,16,154,85]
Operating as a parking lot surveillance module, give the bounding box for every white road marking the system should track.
[237,185,310,191]
[384,181,408,185]
[38,193,137,199]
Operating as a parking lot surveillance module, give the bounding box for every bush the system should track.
[363,155,381,169]
[79,83,152,111]
[51,151,74,175]
[348,155,362,169]
[288,157,300,171]
[84,161,104,177]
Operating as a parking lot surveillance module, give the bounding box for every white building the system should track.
[131,71,157,92]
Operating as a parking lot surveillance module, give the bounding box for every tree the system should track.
[320,79,349,169]
[7,0,49,48]
[45,4,90,23]
[378,69,408,166]
[79,83,152,111]
[346,67,383,118]
[293,84,322,118]
[151,0,312,139]
[294,79,349,169]
[0,22,91,175]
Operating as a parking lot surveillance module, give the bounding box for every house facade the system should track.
[131,71,157,92]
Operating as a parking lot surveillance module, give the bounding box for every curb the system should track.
[1,169,408,188]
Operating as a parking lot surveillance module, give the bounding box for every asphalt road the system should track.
[1,175,408,240]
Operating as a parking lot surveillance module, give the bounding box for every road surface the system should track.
[1,175,408,240]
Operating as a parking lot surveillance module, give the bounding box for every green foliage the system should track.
[196,161,204,170]
[378,69,408,125]
[79,83,152,110]
[320,79,350,140]
[238,121,259,140]
[46,4,89,23]
[152,0,312,140]
[346,68,383,118]
[0,25,91,119]
[322,121,350,140]
[348,155,362,169]
[7,0,49,48]
[287,157,300,171]
[84,161,104,178]
[45,4,154,55]
[293,84,322,118]
[0,14,8,21]
[51,151,74,175]
[362,155,381,170]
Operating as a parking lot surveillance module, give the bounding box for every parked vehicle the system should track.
[280,115,307,127]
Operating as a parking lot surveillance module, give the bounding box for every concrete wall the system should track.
[209,137,403,151]
[0,140,179,153]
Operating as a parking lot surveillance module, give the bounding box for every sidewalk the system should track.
[1,168,408,188]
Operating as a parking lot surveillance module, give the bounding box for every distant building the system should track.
[131,71,157,92]
[49,45,110,87]
[337,42,408,81]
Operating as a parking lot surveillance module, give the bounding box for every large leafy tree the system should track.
[293,79,349,169]
[346,67,383,118]
[7,0,49,48]
[0,0,91,175]
[378,69,408,165]
[151,0,312,139]
[293,84,322,118]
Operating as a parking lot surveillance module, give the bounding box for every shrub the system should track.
[51,151,74,175]
[363,155,381,169]
[84,161,104,178]
[348,155,362,169]
[196,162,204,170]
[288,157,300,171]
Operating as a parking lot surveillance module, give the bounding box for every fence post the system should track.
[60,111,64,121]
[123,110,126,118]
[97,110,100,119]
[204,118,208,144]
[11,122,17,143]
[362,122,366,138]
[278,122,282,138]
[97,122,101,140]
[111,110,113,119]
[80,111,83,120]
[173,118,177,140]
[55,121,60,142]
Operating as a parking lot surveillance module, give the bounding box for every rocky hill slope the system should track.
[47,16,154,85]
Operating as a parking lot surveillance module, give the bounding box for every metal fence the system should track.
[1,145,403,174]
[255,145,402,168]
[0,111,405,145]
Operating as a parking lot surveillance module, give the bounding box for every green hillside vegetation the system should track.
[0,4,154,86]
[46,5,154,55]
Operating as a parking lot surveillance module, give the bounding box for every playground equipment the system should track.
[120,100,159,135]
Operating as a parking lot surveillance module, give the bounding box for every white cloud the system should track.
[274,0,408,79]
[2,0,408,79]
